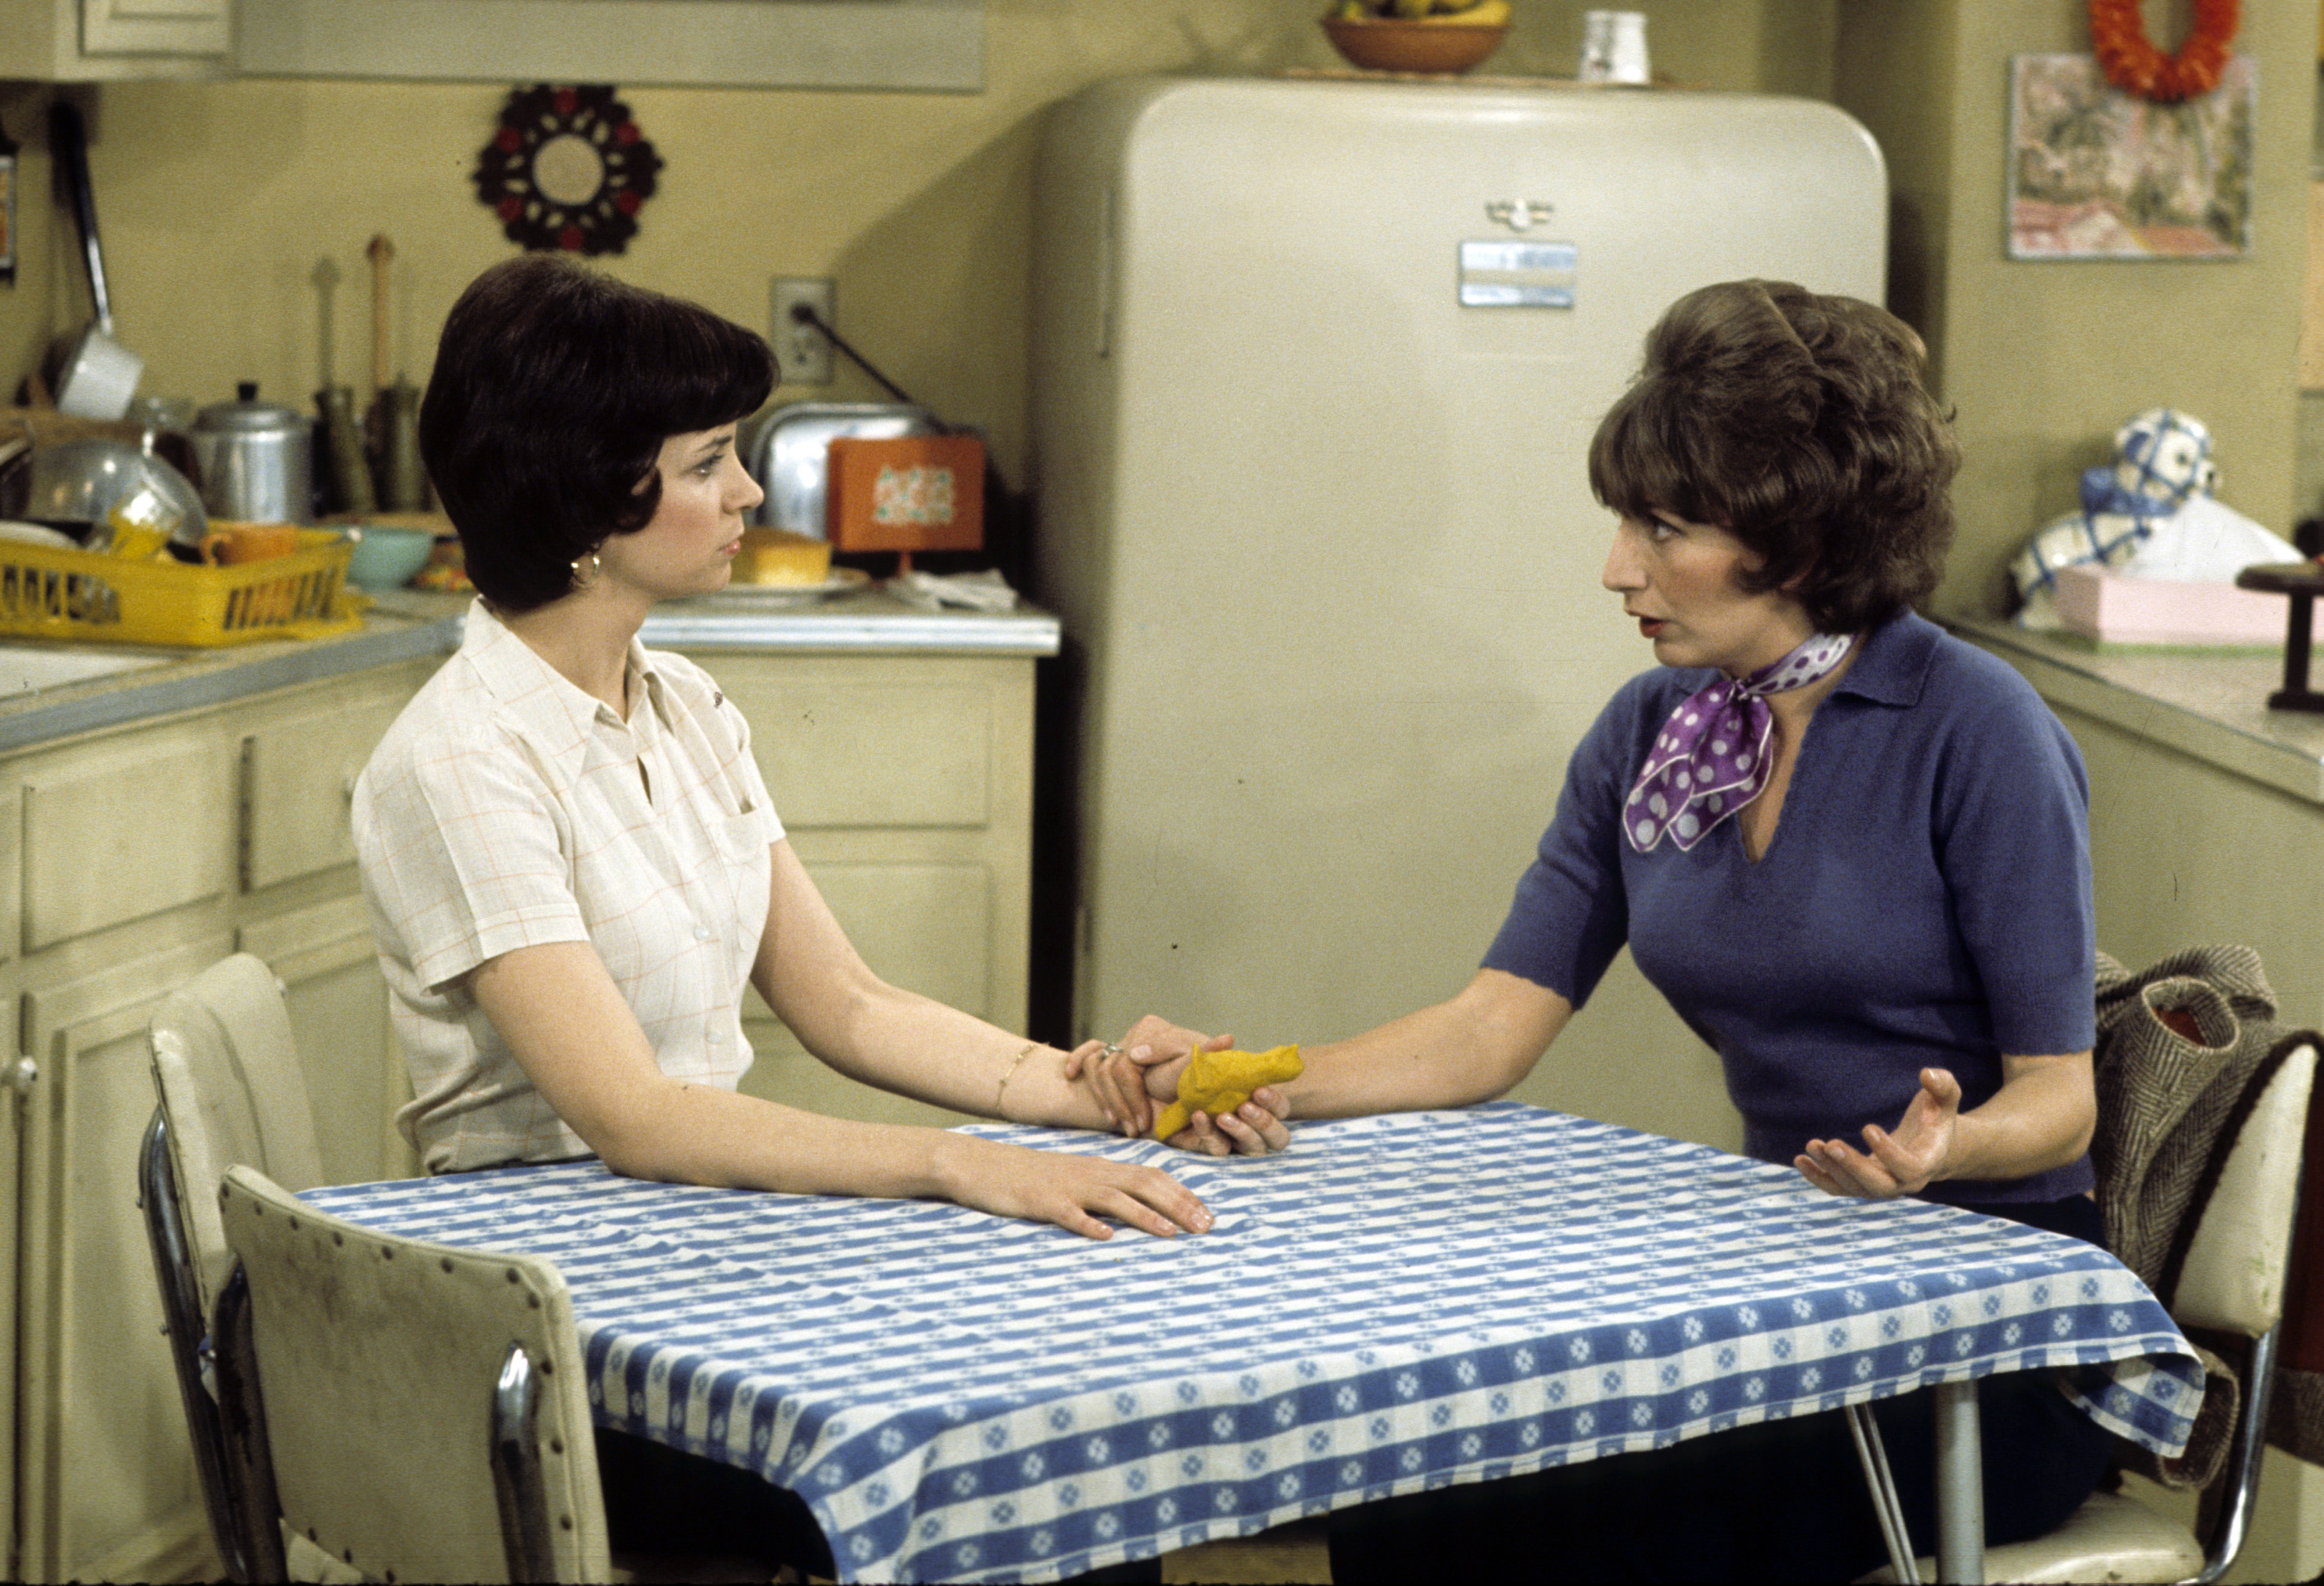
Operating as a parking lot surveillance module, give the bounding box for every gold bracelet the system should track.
[995,1041,1037,1115]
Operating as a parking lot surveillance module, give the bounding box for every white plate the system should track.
[705,567,872,607]
[0,520,81,549]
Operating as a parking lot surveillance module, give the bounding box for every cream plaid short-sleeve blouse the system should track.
[354,599,783,1173]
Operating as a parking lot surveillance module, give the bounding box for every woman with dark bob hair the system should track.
[1087,280,2110,1578]
[354,255,1260,1243]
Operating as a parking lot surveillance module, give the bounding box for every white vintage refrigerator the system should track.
[1029,75,1885,1149]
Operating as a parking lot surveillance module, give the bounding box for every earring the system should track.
[571,550,600,586]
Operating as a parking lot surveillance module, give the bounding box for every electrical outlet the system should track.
[771,277,834,386]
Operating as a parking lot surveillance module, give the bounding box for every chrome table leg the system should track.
[1932,1380,1984,1585]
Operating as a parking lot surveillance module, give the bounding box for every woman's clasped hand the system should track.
[1067,1019,1294,1156]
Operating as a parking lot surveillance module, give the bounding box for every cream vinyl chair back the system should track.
[1864,1039,2318,1586]
[143,952,333,1581]
[148,952,325,1316]
[215,1162,615,1585]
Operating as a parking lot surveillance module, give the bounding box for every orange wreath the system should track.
[2088,0,2239,103]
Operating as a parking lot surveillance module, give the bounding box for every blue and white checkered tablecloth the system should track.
[301,1103,2202,1585]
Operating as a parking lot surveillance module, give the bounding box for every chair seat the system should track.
[1855,1490,2206,1585]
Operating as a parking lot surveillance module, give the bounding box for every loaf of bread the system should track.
[732,528,833,587]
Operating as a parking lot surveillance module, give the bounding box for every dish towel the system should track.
[886,568,1019,612]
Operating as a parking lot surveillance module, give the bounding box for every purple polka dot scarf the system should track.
[1622,632,1856,854]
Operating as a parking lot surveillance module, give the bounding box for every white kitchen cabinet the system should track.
[238,691,407,894]
[0,646,433,1583]
[0,0,232,81]
[687,648,1038,1128]
[235,0,981,93]
[19,724,232,953]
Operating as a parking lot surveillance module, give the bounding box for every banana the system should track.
[1419,0,1508,22]
[1389,0,1435,20]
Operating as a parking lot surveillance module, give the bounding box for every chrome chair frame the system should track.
[139,1107,253,1582]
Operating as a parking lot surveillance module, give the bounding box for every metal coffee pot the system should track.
[189,383,314,524]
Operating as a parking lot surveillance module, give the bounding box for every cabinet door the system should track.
[19,937,227,1584]
[0,783,21,972]
[707,651,1034,1026]
[0,991,16,1581]
[240,897,414,1185]
[0,0,230,77]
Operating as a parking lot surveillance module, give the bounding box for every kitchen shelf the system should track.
[235,0,984,93]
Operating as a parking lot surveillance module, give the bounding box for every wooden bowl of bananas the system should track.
[1322,0,1510,75]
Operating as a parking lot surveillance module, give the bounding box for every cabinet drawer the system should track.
[730,679,992,829]
[22,731,233,951]
[242,697,406,891]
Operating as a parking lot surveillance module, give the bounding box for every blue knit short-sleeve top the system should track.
[1483,610,2096,1205]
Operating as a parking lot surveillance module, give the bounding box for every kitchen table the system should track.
[300,1103,2201,1585]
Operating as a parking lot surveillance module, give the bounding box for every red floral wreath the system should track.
[471,85,661,256]
[2088,0,2239,103]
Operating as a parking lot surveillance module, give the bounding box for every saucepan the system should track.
[48,103,142,422]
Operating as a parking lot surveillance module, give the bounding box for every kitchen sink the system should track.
[0,645,172,697]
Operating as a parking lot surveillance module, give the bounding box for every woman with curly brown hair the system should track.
[1091,280,2111,1578]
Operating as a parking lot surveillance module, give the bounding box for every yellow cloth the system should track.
[1153,1045,1303,1141]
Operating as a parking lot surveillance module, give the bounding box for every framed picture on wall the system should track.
[2008,52,2254,260]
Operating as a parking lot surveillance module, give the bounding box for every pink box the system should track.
[2053,562,2324,647]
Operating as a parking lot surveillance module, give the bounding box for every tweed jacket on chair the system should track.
[2092,945,2323,1486]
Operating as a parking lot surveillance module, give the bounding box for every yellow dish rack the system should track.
[0,529,366,646]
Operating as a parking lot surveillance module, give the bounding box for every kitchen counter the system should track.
[1947,616,2324,806]
[0,608,455,755]
[371,586,1064,655]
[0,585,1060,755]
[638,588,1061,655]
